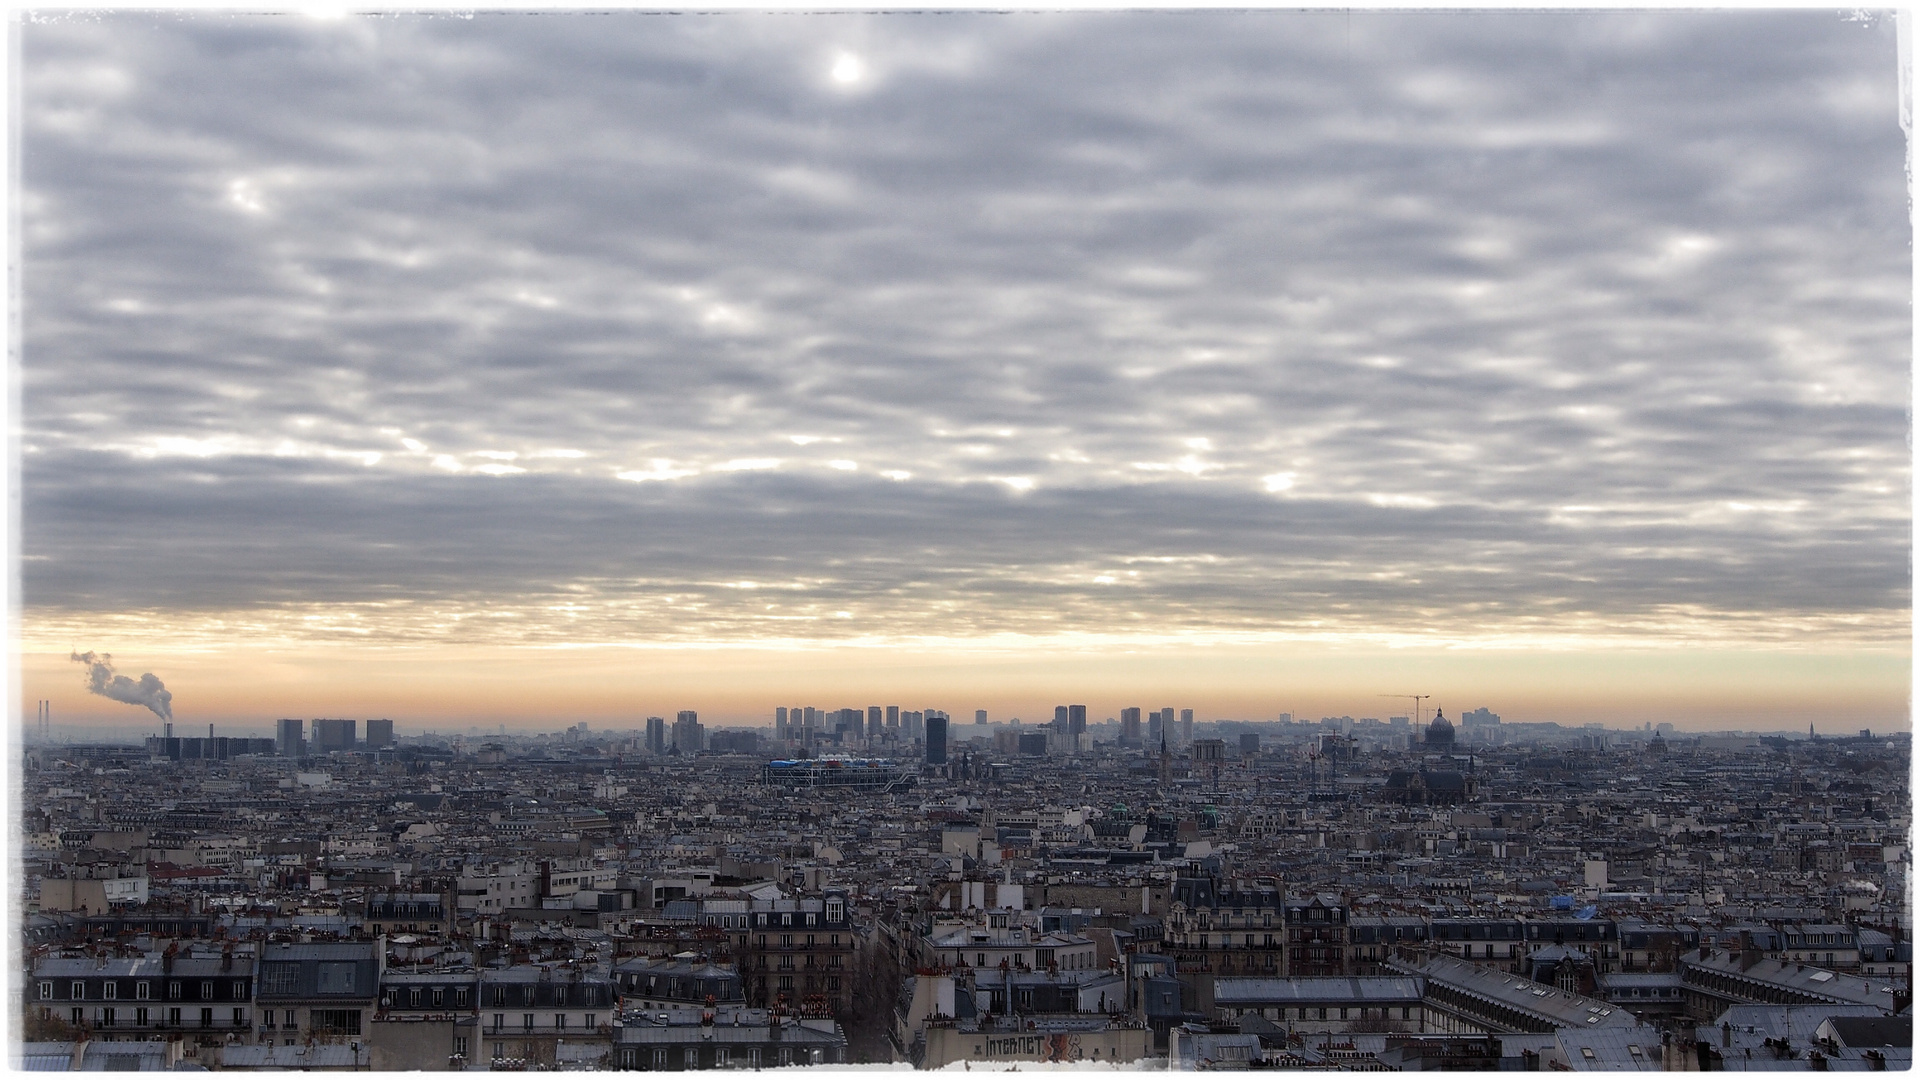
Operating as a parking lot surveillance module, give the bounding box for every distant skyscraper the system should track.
[1121,707,1142,745]
[775,707,788,741]
[1180,709,1194,747]
[1053,705,1069,731]
[312,718,356,752]
[886,705,900,729]
[926,714,948,765]
[869,706,883,738]
[276,718,304,757]
[1068,705,1087,737]
[975,709,987,724]
[673,711,704,754]
[1147,710,1162,746]
[646,716,667,755]
[365,718,394,749]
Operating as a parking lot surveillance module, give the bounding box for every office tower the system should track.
[313,718,356,752]
[276,718,305,757]
[886,705,900,729]
[775,707,788,741]
[1053,705,1069,731]
[365,718,394,749]
[869,706,883,738]
[1147,710,1162,746]
[646,716,667,755]
[926,715,948,765]
[1121,707,1142,745]
[904,711,922,740]
[1180,709,1194,746]
[804,707,820,737]
[1069,705,1087,736]
[1240,732,1260,756]
[672,711,703,754]
[975,709,987,725]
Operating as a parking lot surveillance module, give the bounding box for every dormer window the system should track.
[826,899,844,924]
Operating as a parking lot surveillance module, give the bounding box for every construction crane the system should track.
[1380,694,1430,725]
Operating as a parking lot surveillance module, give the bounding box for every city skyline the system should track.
[18,12,1910,734]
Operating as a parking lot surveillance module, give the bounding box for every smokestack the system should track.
[164,723,172,738]
[209,723,214,740]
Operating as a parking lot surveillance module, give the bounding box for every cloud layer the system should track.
[21,11,1910,652]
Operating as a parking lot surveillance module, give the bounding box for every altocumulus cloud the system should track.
[20,11,1909,651]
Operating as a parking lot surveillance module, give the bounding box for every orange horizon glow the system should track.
[18,642,1910,736]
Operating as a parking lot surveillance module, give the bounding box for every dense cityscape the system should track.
[20,704,1911,1070]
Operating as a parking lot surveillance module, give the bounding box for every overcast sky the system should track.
[19,11,1910,729]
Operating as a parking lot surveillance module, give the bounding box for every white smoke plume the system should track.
[70,650,173,721]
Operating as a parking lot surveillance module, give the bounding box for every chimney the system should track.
[1739,930,1761,971]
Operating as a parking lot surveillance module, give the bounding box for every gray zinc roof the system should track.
[1213,976,1424,1006]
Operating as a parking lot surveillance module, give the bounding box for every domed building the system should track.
[1425,708,1456,751]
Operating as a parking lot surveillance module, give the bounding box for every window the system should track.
[493,1014,504,1032]
[556,1014,567,1032]
[317,964,356,994]
[101,1007,116,1027]
[136,1007,148,1027]
[493,987,506,1007]
[71,1008,83,1026]
[586,1014,598,1031]
[233,1007,245,1027]
[200,1008,213,1028]
[653,1049,668,1067]
[264,1009,276,1029]
[38,982,50,1001]
[201,981,214,1001]
[71,982,85,1000]
[748,1048,762,1068]
[555,987,566,1006]
[716,1048,731,1066]
[433,988,444,1008]
[454,1037,468,1058]
[103,983,117,1001]
[167,1008,181,1027]
[136,982,150,1001]
[410,988,422,1008]
[494,1043,506,1061]
[455,988,468,1008]
[169,980,183,1001]
[311,1009,361,1036]
[522,1013,534,1031]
